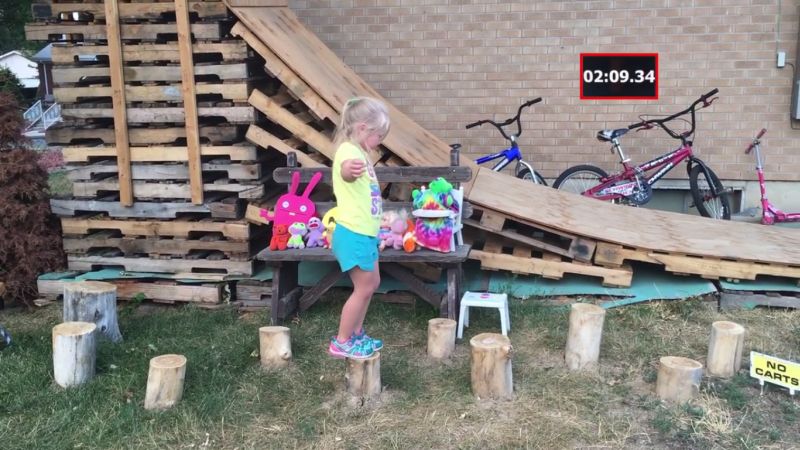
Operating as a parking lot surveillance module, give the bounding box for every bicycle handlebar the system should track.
[627,89,718,142]
[465,97,542,141]
[745,128,767,154]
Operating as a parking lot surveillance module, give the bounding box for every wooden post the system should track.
[63,281,123,343]
[103,0,133,206]
[656,356,703,403]
[144,354,188,411]
[259,326,292,369]
[565,303,606,371]
[345,352,381,400]
[470,333,513,400]
[706,321,745,378]
[427,318,456,360]
[175,0,203,204]
[52,322,97,388]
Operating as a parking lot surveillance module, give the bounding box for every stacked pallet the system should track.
[26,0,268,303]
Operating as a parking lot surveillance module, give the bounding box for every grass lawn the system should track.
[1,293,798,449]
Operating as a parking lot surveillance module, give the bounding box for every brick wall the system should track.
[288,0,800,181]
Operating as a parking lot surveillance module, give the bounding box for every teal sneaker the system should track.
[328,336,374,360]
[354,329,383,351]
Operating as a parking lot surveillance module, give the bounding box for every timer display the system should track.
[580,53,658,100]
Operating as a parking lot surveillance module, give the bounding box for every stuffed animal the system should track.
[402,219,417,253]
[411,177,460,253]
[287,222,307,249]
[305,217,324,248]
[260,171,323,227]
[269,223,290,251]
[321,207,339,249]
[381,210,408,250]
[378,210,398,250]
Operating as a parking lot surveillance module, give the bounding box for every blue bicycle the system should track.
[453,97,547,185]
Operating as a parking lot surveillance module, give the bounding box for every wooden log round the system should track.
[706,321,745,378]
[565,303,606,371]
[345,352,381,400]
[656,356,703,403]
[63,281,123,343]
[427,318,456,360]
[144,354,188,411]
[52,321,97,388]
[470,333,513,400]
[259,326,292,369]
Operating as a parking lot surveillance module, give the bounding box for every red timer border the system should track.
[580,53,659,100]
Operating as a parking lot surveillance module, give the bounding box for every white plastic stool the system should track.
[457,291,510,339]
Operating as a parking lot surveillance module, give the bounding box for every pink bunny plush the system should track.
[260,171,323,227]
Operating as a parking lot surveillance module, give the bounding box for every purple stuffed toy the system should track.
[305,217,325,248]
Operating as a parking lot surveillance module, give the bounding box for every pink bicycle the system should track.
[746,128,800,225]
[554,89,731,220]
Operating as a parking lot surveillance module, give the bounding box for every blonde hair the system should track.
[333,97,390,147]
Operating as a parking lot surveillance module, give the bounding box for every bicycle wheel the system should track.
[553,165,608,195]
[689,164,731,220]
[516,167,548,186]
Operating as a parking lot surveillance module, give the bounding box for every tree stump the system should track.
[656,356,703,403]
[259,326,292,369]
[706,321,745,378]
[427,318,456,360]
[52,321,97,388]
[63,281,123,343]
[470,333,513,400]
[144,354,187,411]
[565,303,606,371]
[345,352,381,400]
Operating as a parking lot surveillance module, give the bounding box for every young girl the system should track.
[328,97,390,359]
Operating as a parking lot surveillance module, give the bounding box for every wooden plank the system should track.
[62,235,249,257]
[381,264,442,310]
[51,42,249,64]
[51,198,211,218]
[62,145,258,163]
[175,0,204,205]
[38,278,224,304]
[226,0,287,6]
[62,105,255,123]
[719,291,799,310]
[230,22,337,123]
[104,0,133,206]
[47,125,241,146]
[649,254,800,281]
[61,217,251,240]
[53,83,249,103]
[464,219,574,260]
[594,242,659,267]
[470,249,633,288]
[248,90,338,161]
[32,2,229,21]
[245,125,324,167]
[255,245,470,263]
[66,162,262,181]
[53,63,249,85]
[72,180,264,200]
[25,23,222,41]
[67,255,253,276]
[272,165,472,184]
[297,267,345,312]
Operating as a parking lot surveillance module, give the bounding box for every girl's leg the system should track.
[336,261,380,342]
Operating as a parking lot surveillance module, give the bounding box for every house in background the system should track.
[0,50,40,97]
[31,44,54,102]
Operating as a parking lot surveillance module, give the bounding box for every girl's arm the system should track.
[341,158,366,182]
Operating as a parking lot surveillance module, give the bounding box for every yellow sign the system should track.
[750,351,799,394]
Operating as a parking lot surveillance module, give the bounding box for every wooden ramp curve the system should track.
[225,4,800,285]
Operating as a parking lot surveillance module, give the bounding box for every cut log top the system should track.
[470,333,511,350]
[661,356,703,370]
[53,322,97,336]
[713,321,745,332]
[571,303,605,316]
[151,354,188,369]
[64,281,116,294]
[260,326,290,333]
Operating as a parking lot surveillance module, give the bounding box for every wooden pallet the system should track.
[66,161,263,182]
[62,233,252,260]
[25,22,224,42]
[51,195,243,219]
[71,179,264,200]
[52,63,250,86]
[37,273,227,305]
[465,205,596,262]
[50,42,249,65]
[47,125,243,146]
[67,254,253,276]
[53,82,250,104]
[469,236,632,287]
[233,278,272,311]
[61,105,255,124]
[61,216,253,239]
[32,1,230,22]
[719,289,800,310]
[62,145,260,163]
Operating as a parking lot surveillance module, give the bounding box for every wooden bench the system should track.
[255,149,472,324]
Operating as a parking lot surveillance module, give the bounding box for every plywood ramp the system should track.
[225,3,800,280]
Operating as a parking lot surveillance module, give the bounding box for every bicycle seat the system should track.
[450,143,462,150]
[596,128,629,142]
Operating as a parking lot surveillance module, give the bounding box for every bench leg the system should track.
[446,266,459,321]
[298,266,344,312]
[270,262,298,325]
[381,264,441,310]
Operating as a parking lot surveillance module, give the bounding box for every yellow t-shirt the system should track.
[332,142,382,236]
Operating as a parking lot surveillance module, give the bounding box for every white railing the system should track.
[41,103,62,130]
[23,100,43,128]
[23,101,62,131]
